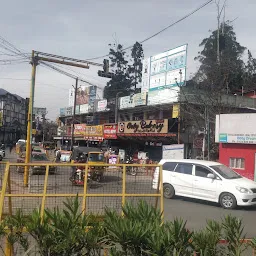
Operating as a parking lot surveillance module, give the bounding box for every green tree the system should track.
[129,41,144,92]
[103,44,132,99]
[243,50,256,91]
[194,22,246,93]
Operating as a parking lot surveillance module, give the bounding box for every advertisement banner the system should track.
[80,104,89,114]
[133,92,147,106]
[33,107,47,116]
[165,67,186,87]
[119,96,133,109]
[74,124,86,136]
[97,99,108,112]
[104,124,117,139]
[150,57,167,76]
[69,88,75,107]
[118,119,168,135]
[162,144,184,159]
[76,86,90,105]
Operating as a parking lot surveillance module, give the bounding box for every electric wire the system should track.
[85,0,213,60]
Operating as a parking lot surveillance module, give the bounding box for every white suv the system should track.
[153,159,256,209]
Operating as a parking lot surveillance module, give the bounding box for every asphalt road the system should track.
[2,150,256,238]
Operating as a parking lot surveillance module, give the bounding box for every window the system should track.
[211,165,241,179]
[229,158,245,169]
[195,165,212,178]
[163,162,177,172]
[175,163,193,175]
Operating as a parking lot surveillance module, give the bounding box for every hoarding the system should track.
[118,119,168,136]
[147,87,179,105]
[80,104,89,114]
[119,92,147,109]
[141,44,187,93]
[74,124,103,137]
[97,99,108,112]
[66,107,73,116]
[103,124,117,139]
[75,105,80,114]
[88,86,97,111]
[215,114,256,144]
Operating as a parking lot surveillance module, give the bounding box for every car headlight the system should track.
[235,186,252,194]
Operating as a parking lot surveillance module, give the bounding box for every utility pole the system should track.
[24,50,37,187]
[115,92,123,123]
[71,78,78,150]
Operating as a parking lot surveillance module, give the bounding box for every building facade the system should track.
[0,89,28,144]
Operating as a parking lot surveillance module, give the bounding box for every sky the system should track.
[0,0,255,120]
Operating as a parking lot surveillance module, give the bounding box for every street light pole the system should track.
[24,50,37,186]
[115,92,122,123]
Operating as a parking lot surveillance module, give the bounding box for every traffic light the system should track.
[98,59,113,78]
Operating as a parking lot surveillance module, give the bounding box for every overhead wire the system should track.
[85,0,214,60]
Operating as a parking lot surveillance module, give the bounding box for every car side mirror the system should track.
[207,173,215,179]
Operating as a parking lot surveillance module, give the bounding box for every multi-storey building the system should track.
[0,88,28,144]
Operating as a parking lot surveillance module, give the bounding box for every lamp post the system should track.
[115,92,123,123]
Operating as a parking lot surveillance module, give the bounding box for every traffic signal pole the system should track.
[24,50,37,186]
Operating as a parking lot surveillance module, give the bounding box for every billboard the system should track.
[74,124,103,137]
[118,119,169,136]
[69,85,97,112]
[147,87,179,105]
[74,124,86,136]
[33,107,47,116]
[215,114,256,144]
[97,99,108,112]
[119,92,147,110]
[66,107,73,116]
[162,144,184,159]
[141,44,187,93]
[103,124,117,139]
[80,104,89,114]
[60,108,66,117]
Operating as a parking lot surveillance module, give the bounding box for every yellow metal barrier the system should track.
[0,162,163,255]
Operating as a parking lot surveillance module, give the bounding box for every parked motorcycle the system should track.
[125,155,137,176]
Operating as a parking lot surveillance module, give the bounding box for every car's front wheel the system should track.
[163,184,175,199]
[220,193,237,209]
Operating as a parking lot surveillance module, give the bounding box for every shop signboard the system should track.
[215,114,256,144]
[74,124,86,136]
[89,86,97,111]
[103,124,117,139]
[133,92,147,107]
[97,99,108,112]
[118,119,168,136]
[119,96,133,109]
[147,87,179,105]
[80,104,89,114]
[85,125,103,137]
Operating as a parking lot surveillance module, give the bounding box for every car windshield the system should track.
[32,154,49,161]
[211,165,241,179]
[88,153,104,162]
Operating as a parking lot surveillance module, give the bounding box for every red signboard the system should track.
[118,133,176,137]
[104,124,117,139]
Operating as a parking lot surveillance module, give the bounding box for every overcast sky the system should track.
[0,0,255,120]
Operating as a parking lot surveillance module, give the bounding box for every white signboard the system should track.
[147,87,179,105]
[215,114,256,144]
[119,96,133,109]
[97,99,107,112]
[69,88,75,107]
[80,104,89,114]
[162,144,184,159]
[143,44,187,91]
[141,58,150,92]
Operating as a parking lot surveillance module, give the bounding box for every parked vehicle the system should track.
[17,152,56,174]
[153,159,256,209]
